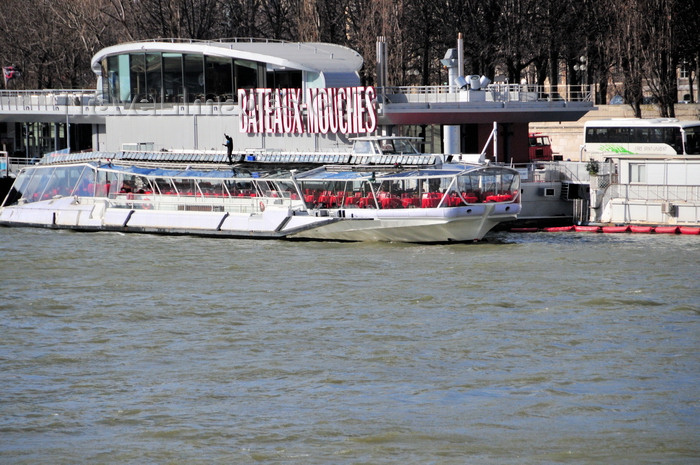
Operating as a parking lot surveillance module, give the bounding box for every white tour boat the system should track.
[0,138,521,243]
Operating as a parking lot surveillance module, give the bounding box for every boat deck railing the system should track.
[0,83,593,114]
[123,37,288,46]
[0,89,99,112]
[379,84,593,104]
[75,192,296,215]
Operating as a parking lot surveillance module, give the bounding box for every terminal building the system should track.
[0,37,593,162]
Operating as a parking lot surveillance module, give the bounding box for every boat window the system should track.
[129,53,147,103]
[228,179,254,196]
[353,140,373,154]
[393,139,420,154]
[268,69,302,90]
[183,54,205,103]
[380,141,395,154]
[234,60,258,98]
[172,177,197,196]
[205,56,233,102]
[26,167,57,201]
[273,180,298,199]
[456,168,519,203]
[2,168,37,206]
[47,165,86,197]
[106,55,131,103]
[73,166,96,196]
[152,177,174,195]
[145,53,163,103]
[162,53,183,103]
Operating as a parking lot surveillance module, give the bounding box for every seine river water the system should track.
[0,227,698,464]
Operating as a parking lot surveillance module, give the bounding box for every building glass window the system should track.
[129,54,147,103]
[101,51,268,104]
[102,58,112,101]
[183,54,204,102]
[267,69,302,89]
[105,56,130,103]
[145,53,163,102]
[117,55,130,102]
[162,53,183,103]
[205,56,233,102]
[235,60,258,99]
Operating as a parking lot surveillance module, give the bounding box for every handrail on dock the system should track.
[380,84,593,103]
[0,83,593,112]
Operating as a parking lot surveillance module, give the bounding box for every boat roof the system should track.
[91,39,363,76]
[31,161,506,182]
[294,164,502,181]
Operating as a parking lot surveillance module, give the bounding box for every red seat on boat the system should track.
[380,197,402,209]
[421,193,443,208]
[359,194,376,208]
[402,197,419,208]
[448,195,464,207]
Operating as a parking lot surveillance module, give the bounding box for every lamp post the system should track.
[573,56,587,100]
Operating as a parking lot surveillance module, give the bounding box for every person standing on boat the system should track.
[224,133,234,164]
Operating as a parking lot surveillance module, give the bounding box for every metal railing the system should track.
[381,84,593,104]
[1,82,594,113]
[125,37,287,46]
[511,161,601,183]
[0,89,97,111]
[615,184,700,203]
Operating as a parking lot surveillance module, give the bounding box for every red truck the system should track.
[528,133,553,161]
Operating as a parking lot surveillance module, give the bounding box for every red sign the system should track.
[239,86,377,135]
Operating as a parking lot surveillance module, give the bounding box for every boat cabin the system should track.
[3,160,519,213]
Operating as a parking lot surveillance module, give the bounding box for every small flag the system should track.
[3,66,20,86]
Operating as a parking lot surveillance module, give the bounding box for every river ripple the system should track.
[0,227,698,464]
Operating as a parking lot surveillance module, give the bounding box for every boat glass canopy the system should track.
[3,162,519,212]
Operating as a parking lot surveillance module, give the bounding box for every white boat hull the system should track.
[0,196,519,243]
[290,204,518,242]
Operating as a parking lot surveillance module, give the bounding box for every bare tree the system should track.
[259,0,297,40]
[296,0,320,41]
[672,0,699,103]
[0,0,101,89]
[180,0,222,39]
[219,0,264,38]
[296,0,348,44]
[495,0,538,83]
[638,0,676,117]
[610,0,646,117]
[580,0,617,104]
[345,0,408,86]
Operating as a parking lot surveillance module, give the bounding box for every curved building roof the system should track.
[91,38,364,76]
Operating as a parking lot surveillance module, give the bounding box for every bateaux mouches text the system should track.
[239,86,377,135]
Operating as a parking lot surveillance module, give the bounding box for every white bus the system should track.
[583,118,700,160]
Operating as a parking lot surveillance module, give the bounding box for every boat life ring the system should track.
[259,201,265,212]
